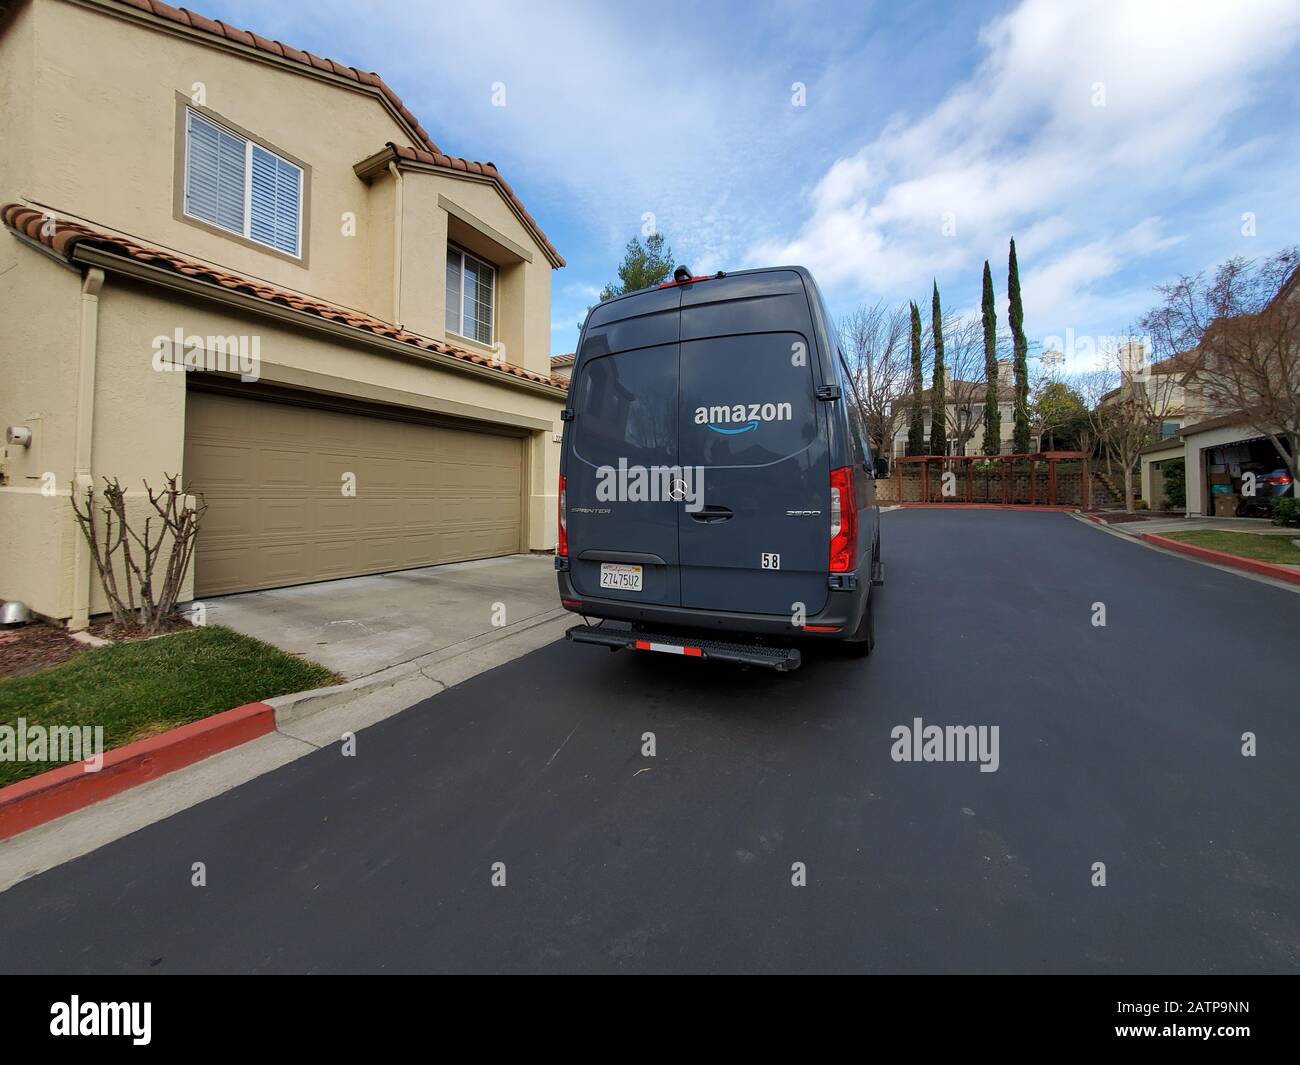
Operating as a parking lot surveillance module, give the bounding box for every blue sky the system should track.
[204,0,1300,370]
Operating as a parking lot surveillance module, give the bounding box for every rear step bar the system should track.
[566,624,802,672]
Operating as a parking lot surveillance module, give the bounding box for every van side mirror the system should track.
[873,456,890,479]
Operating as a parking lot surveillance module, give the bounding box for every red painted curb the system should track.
[0,701,275,841]
[1140,533,1300,586]
[897,503,1078,512]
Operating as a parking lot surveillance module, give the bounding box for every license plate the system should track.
[599,563,643,592]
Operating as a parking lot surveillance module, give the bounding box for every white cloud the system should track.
[748,0,1300,341]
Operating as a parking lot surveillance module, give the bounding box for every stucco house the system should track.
[550,353,575,387]
[890,361,1017,457]
[0,0,568,628]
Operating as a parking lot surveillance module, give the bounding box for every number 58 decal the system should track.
[761,553,781,570]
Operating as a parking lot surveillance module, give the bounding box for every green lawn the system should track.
[1162,530,1300,566]
[0,625,339,787]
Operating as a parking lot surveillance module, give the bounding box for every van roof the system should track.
[594,265,816,313]
[582,266,821,335]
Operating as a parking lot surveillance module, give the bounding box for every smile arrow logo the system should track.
[707,420,759,435]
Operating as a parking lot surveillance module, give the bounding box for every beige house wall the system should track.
[1139,442,1183,512]
[0,248,84,619]
[0,2,35,205]
[23,0,410,316]
[3,267,562,619]
[0,0,565,623]
[11,0,556,375]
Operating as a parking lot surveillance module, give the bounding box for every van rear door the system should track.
[566,288,682,607]
[676,275,830,616]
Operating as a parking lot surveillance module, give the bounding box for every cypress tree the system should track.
[1008,238,1031,453]
[981,261,1001,455]
[907,301,925,456]
[929,281,948,456]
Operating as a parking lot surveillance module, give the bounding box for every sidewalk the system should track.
[1093,514,1299,538]
[1082,512,1300,587]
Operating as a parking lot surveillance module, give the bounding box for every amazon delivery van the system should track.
[556,266,885,672]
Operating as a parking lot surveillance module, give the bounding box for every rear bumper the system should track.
[566,623,802,672]
[555,566,867,639]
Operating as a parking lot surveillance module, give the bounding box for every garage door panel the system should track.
[186,441,255,487]
[402,497,438,525]
[311,451,357,490]
[316,539,360,578]
[256,542,317,586]
[359,535,402,571]
[260,405,315,443]
[260,496,313,536]
[200,496,258,540]
[185,392,523,596]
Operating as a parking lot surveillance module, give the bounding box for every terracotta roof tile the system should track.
[388,145,563,266]
[2,204,560,392]
[115,2,442,154]
[104,2,562,265]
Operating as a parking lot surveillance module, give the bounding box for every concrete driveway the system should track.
[199,554,560,680]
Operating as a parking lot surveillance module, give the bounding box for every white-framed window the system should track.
[445,245,495,346]
[183,109,303,257]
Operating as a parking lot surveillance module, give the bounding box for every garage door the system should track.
[184,391,523,596]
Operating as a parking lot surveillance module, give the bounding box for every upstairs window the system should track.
[184,109,302,258]
[445,246,495,346]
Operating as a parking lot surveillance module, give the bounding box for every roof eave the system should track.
[60,241,566,400]
[355,144,565,269]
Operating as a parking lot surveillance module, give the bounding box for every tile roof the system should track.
[2,204,562,391]
[115,0,441,155]
[389,145,564,267]
[550,353,576,367]
[104,3,562,265]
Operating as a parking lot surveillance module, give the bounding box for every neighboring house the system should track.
[0,0,567,627]
[1140,412,1291,515]
[550,353,575,387]
[890,361,1017,457]
[1098,345,1211,440]
[1134,290,1299,512]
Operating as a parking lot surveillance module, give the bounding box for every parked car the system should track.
[555,266,885,672]
[1236,468,1294,518]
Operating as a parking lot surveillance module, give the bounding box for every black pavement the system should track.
[0,510,1295,973]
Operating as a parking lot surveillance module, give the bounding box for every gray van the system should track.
[556,266,885,671]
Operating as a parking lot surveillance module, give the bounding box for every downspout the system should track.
[70,267,105,631]
[388,160,404,329]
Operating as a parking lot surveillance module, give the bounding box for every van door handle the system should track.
[689,504,734,523]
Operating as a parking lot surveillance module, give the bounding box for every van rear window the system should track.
[571,347,677,467]
[679,333,817,467]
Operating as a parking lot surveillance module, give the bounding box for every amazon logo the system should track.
[695,401,794,435]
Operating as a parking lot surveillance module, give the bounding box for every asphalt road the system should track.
[1,510,1296,974]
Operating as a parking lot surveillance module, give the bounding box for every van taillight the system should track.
[829,466,856,573]
[557,474,568,557]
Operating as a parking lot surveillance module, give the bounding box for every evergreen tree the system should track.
[907,301,926,456]
[580,232,675,330]
[929,281,948,456]
[1008,238,1032,453]
[981,261,1001,455]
